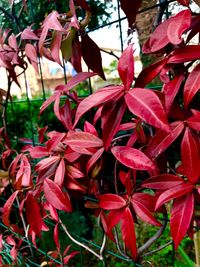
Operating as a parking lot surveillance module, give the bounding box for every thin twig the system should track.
[100,48,119,60]
[59,219,104,261]
[137,210,168,256]
[142,240,172,257]
[114,228,132,260]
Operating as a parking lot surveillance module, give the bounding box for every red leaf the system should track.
[187,113,200,131]
[181,127,200,184]
[119,170,133,195]
[121,208,137,259]
[162,74,184,113]
[40,92,60,114]
[66,165,84,179]
[81,33,105,80]
[70,37,82,72]
[168,45,200,64]
[167,10,191,45]
[25,192,43,237]
[131,197,161,227]
[35,156,60,172]
[142,174,185,190]
[21,27,39,40]
[146,121,184,158]
[125,88,169,131]
[54,223,60,250]
[120,0,142,27]
[98,194,126,210]
[8,34,18,50]
[176,0,189,6]
[184,63,200,109]
[170,193,194,249]
[44,178,72,212]
[29,146,49,158]
[84,121,98,136]
[111,146,157,171]
[86,147,104,174]
[51,31,62,65]
[74,85,124,127]
[118,44,134,89]
[155,183,194,210]
[107,210,124,232]
[2,191,19,226]
[64,132,103,148]
[102,98,126,150]
[54,159,65,186]
[135,58,168,87]
[25,43,38,72]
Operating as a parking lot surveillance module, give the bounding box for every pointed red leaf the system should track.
[167,10,191,45]
[121,208,137,259]
[54,159,65,186]
[131,198,161,227]
[26,192,43,237]
[120,0,142,27]
[142,174,185,190]
[184,63,200,109]
[81,33,105,80]
[146,121,184,158]
[99,194,126,210]
[118,44,134,89]
[181,127,200,184]
[44,178,72,212]
[21,27,39,40]
[125,88,169,131]
[102,98,126,150]
[86,147,104,174]
[84,121,98,136]
[111,146,157,171]
[35,156,60,172]
[29,146,49,158]
[187,113,200,131]
[2,191,19,226]
[163,74,184,113]
[54,223,60,250]
[170,193,194,249]
[64,132,103,148]
[155,183,194,210]
[25,43,38,72]
[168,45,200,64]
[74,85,124,127]
[51,31,62,65]
[135,58,168,87]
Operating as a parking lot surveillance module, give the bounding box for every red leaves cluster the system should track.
[2,0,200,263]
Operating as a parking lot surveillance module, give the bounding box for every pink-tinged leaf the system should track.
[168,45,200,64]
[135,58,168,87]
[21,27,39,40]
[170,193,194,249]
[2,191,19,226]
[146,121,184,158]
[181,127,200,184]
[66,165,84,179]
[163,75,184,113]
[155,183,194,210]
[63,251,79,264]
[102,98,126,150]
[35,156,60,172]
[142,174,185,190]
[40,92,60,114]
[60,72,97,93]
[118,44,134,89]
[177,0,189,6]
[81,33,105,80]
[100,211,115,241]
[54,159,65,186]
[70,37,82,72]
[121,208,137,259]
[86,147,104,174]
[54,223,60,250]
[119,170,133,195]
[184,63,200,109]
[64,132,103,148]
[8,34,18,50]
[51,31,62,65]
[25,44,38,72]
[25,192,43,237]
[167,10,191,45]
[16,155,31,187]
[84,121,98,136]
[69,0,79,29]
[131,198,161,227]
[74,85,123,126]
[120,0,142,27]
[65,178,85,192]
[187,113,200,131]
[107,210,124,232]
[111,146,157,171]
[125,88,169,131]
[29,146,49,158]
[99,194,126,210]
[46,132,65,152]
[44,178,72,212]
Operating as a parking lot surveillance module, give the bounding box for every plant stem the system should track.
[59,219,104,261]
[178,245,194,267]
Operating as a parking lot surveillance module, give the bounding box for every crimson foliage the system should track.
[1,0,200,265]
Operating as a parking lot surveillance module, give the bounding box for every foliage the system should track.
[1,0,200,266]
